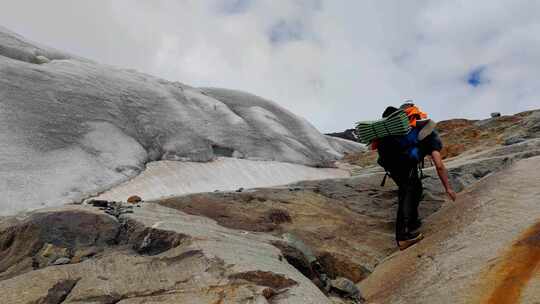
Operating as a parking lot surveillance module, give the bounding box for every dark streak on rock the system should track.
[265,209,292,224]
[41,278,79,304]
[270,241,314,280]
[228,271,297,290]
[117,219,190,256]
[159,249,203,265]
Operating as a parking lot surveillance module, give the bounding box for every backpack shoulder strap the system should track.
[380,172,389,187]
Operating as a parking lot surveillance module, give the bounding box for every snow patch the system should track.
[248,106,292,136]
[0,122,146,216]
[94,158,350,202]
[79,121,148,175]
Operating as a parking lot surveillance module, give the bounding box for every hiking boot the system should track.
[397,232,424,251]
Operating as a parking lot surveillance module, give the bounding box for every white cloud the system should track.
[1,0,539,132]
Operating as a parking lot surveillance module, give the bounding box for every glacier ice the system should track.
[0,26,361,215]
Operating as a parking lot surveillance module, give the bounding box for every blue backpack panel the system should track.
[377,128,421,174]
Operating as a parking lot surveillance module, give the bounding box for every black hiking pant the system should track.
[391,167,423,241]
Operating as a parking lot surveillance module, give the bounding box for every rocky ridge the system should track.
[342,109,540,168]
[2,109,540,303]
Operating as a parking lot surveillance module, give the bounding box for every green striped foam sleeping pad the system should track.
[354,109,411,144]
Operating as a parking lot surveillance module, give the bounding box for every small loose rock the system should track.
[330,277,364,303]
[504,136,526,146]
[127,195,142,204]
[262,287,276,299]
[34,55,50,64]
[52,257,71,266]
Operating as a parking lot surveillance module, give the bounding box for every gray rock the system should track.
[0,204,332,304]
[330,277,364,302]
[524,111,540,136]
[33,55,50,64]
[288,186,303,191]
[51,257,71,265]
[473,118,493,127]
[420,138,540,194]
[504,136,526,146]
[491,112,501,118]
[282,233,318,264]
[0,207,119,279]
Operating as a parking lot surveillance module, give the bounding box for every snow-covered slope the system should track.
[94,158,350,202]
[0,26,361,215]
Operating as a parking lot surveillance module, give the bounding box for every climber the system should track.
[376,103,456,250]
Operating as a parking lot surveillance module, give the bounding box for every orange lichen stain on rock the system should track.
[477,221,540,304]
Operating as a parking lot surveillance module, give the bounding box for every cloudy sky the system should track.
[1,0,539,132]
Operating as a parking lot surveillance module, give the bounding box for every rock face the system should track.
[157,175,408,278]
[0,26,361,215]
[360,155,540,304]
[0,204,332,304]
[326,129,358,142]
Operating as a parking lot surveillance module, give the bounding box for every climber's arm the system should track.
[431,150,456,201]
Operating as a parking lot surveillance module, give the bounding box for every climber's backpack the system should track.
[377,127,421,174]
[375,106,425,185]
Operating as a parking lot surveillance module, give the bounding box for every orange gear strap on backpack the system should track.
[404,106,428,127]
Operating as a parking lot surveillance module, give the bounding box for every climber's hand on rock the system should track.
[446,189,457,202]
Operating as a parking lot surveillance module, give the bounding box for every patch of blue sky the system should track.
[467,66,489,87]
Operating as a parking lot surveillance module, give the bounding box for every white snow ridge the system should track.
[0,26,362,215]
